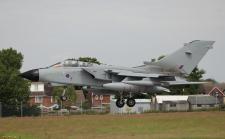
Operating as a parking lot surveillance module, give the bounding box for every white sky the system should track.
[0,0,224,82]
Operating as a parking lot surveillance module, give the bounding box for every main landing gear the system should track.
[115,93,136,108]
[116,98,125,108]
[116,98,136,108]
[127,98,136,107]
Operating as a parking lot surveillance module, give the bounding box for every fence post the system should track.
[81,99,83,114]
[0,102,2,117]
[20,101,23,117]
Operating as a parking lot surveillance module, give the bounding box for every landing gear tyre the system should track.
[60,96,68,101]
[116,99,125,108]
[127,98,136,107]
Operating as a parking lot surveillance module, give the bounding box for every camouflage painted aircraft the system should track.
[21,40,214,108]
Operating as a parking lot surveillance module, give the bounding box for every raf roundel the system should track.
[65,74,70,78]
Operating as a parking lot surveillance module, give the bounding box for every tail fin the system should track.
[155,40,214,75]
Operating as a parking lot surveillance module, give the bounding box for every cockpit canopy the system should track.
[49,59,99,68]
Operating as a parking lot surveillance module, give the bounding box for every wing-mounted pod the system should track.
[122,78,154,86]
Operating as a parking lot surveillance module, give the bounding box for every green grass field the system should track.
[0,112,225,139]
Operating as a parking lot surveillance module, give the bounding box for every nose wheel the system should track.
[60,96,68,101]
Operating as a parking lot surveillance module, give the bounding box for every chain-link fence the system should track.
[1,99,225,117]
[0,102,41,117]
[0,102,110,117]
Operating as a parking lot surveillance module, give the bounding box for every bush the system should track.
[220,104,225,111]
[1,104,41,117]
[23,105,41,116]
[2,104,19,117]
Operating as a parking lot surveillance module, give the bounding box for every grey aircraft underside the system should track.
[21,40,215,108]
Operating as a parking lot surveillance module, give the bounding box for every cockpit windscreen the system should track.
[49,59,99,68]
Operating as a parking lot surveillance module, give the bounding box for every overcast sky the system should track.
[0,0,224,82]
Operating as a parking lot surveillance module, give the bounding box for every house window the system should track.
[170,104,176,107]
[30,83,44,92]
[51,96,53,103]
[33,84,38,91]
[35,96,43,103]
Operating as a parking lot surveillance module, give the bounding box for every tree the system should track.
[157,55,165,61]
[186,67,205,82]
[169,67,205,95]
[0,48,30,116]
[52,85,76,108]
[52,86,64,102]
[66,85,76,103]
[204,78,217,84]
[182,67,206,94]
[78,57,100,65]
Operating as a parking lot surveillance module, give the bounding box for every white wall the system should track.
[110,99,151,114]
[30,83,44,92]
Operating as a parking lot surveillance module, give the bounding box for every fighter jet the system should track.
[20,40,214,108]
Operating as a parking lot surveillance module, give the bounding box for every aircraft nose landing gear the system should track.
[60,88,68,101]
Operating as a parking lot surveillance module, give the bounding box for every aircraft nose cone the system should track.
[20,69,39,81]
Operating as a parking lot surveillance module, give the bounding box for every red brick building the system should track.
[29,82,112,110]
[89,92,111,108]
[75,90,86,106]
[29,82,56,107]
[74,90,111,108]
